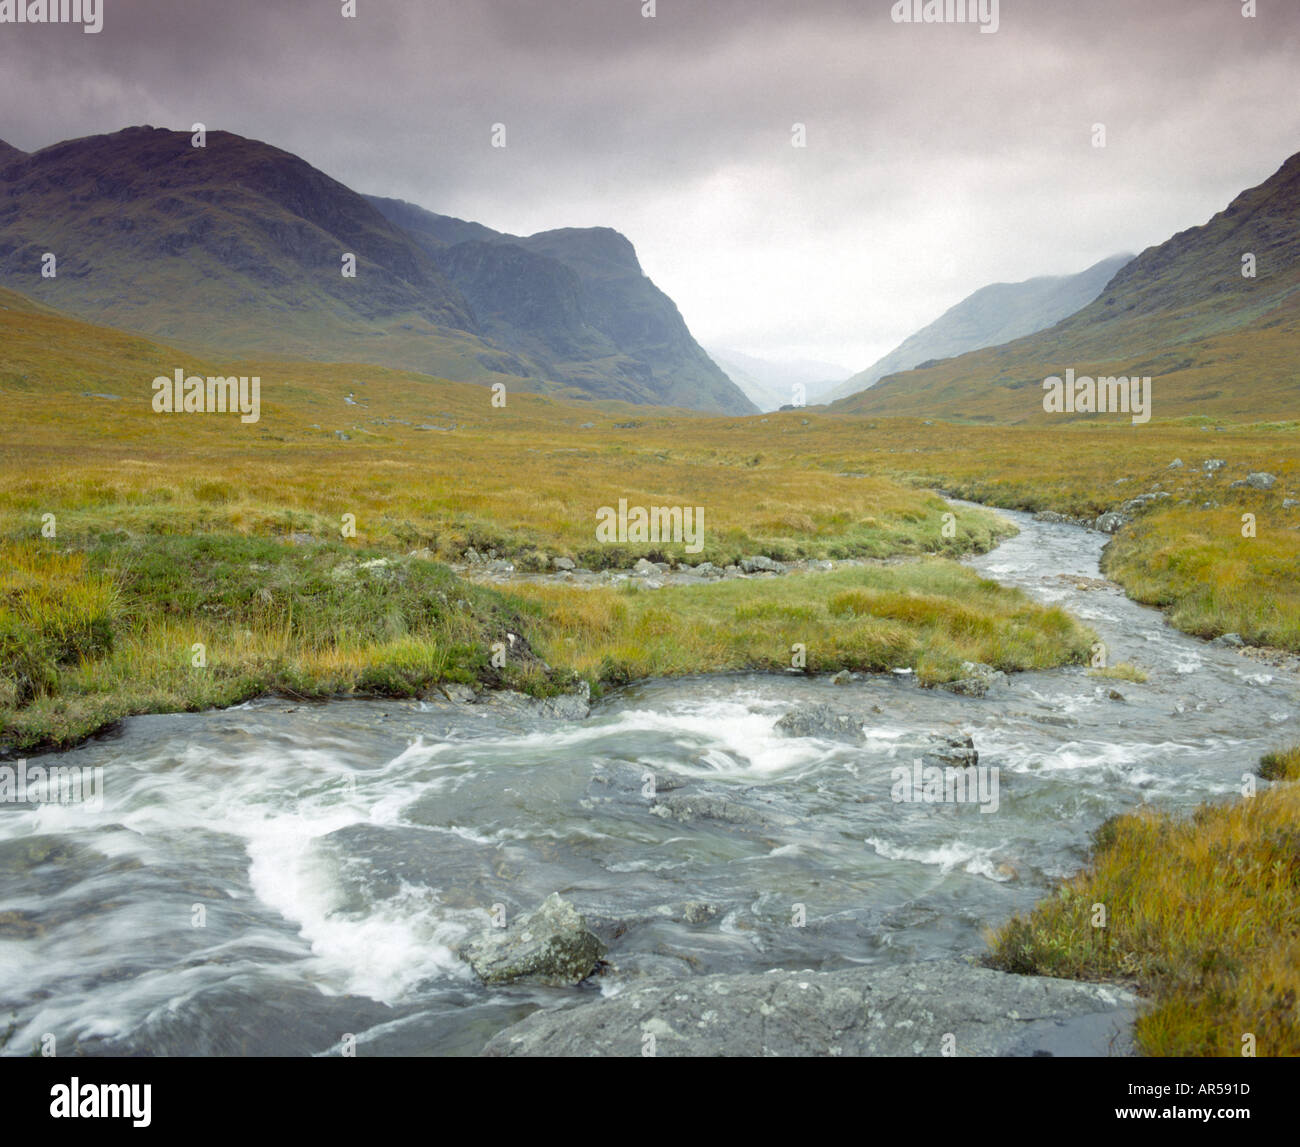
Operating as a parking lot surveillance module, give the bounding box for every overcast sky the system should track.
[2,0,1298,373]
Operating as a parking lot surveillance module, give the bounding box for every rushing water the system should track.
[1,510,1295,1056]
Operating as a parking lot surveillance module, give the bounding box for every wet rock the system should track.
[587,761,686,800]
[740,555,781,574]
[1093,512,1129,534]
[939,662,1005,698]
[442,683,478,704]
[1032,510,1072,524]
[650,792,794,830]
[774,703,865,742]
[681,901,720,925]
[462,893,606,987]
[1212,633,1245,648]
[480,962,1139,1057]
[919,733,979,769]
[829,670,852,686]
[1107,689,1125,701]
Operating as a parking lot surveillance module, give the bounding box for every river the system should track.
[0,509,1294,1055]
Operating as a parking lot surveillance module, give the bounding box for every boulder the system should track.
[552,557,576,571]
[740,555,781,574]
[774,703,865,742]
[461,893,606,987]
[918,732,979,769]
[1245,472,1277,490]
[939,662,1005,698]
[480,962,1139,1057]
[1093,511,1129,534]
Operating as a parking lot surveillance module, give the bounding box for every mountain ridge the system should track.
[831,253,1133,401]
[0,127,754,414]
[831,151,1300,422]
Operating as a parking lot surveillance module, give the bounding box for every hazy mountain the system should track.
[705,346,851,412]
[830,254,1133,401]
[831,152,1300,422]
[368,197,757,415]
[0,127,753,414]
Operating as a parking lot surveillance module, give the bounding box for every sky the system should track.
[2,0,1298,374]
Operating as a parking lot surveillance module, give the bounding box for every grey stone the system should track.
[774,703,865,742]
[1168,458,1183,468]
[442,683,478,704]
[632,558,658,576]
[829,670,852,686]
[1212,633,1245,648]
[1245,472,1276,490]
[1118,492,1171,515]
[1203,459,1225,472]
[740,555,781,574]
[917,732,979,769]
[480,962,1139,1057]
[939,662,1005,698]
[462,893,606,987]
[650,792,794,830]
[552,557,576,571]
[1093,511,1129,534]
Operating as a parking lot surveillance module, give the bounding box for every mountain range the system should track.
[830,254,1133,400]
[0,126,754,415]
[703,346,851,412]
[831,151,1300,422]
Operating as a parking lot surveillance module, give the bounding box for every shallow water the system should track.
[0,509,1294,1056]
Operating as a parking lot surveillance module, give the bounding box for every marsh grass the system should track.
[986,762,1300,1056]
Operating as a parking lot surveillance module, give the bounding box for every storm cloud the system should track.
[2,0,1297,371]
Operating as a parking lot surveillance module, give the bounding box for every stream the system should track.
[1,509,1295,1056]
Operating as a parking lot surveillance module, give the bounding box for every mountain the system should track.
[832,152,1300,422]
[0,139,24,170]
[705,346,851,412]
[367,197,756,414]
[0,126,753,414]
[830,254,1132,401]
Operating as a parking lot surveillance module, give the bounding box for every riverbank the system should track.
[0,525,1091,753]
[985,745,1300,1057]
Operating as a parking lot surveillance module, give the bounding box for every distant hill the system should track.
[0,139,24,170]
[0,127,753,414]
[367,197,756,414]
[704,346,850,412]
[832,152,1300,422]
[830,254,1132,401]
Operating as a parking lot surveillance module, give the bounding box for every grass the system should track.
[985,746,1300,1057]
[1087,662,1148,683]
[0,533,1092,752]
[512,560,1090,686]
